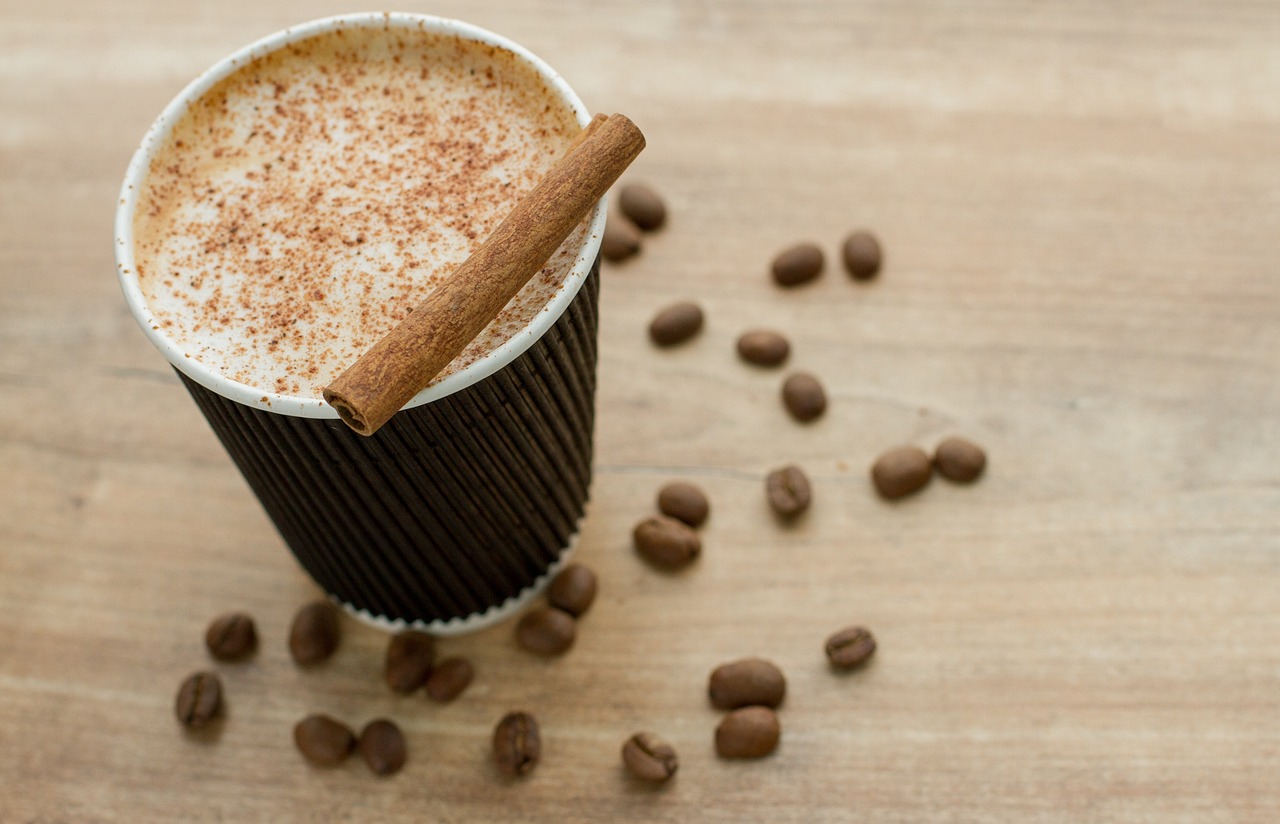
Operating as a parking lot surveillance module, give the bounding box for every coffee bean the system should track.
[708,658,787,710]
[618,182,666,231]
[174,671,222,728]
[781,372,827,422]
[771,242,824,287]
[934,437,986,483]
[765,464,811,518]
[294,714,356,767]
[648,301,703,346]
[736,329,790,367]
[871,446,932,500]
[204,611,257,661]
[841,230,882,280]
[632,515,701,570]
[358,718,407,776]
[621,732,679,782]
[601,216,641,262]
[425,657,475,703]
[384,630,435,693]
[289,601,340,666]
[547,563,598,617]
[493,711,540,777]
[825,626,877,669]
[715,706,781,759]
[656,481,710,528]
[516,606,577,655]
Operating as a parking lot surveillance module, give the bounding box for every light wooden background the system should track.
[3,1,1279,821]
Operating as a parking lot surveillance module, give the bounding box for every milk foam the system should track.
[133,26,587,399]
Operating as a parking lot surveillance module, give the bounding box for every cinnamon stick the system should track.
[322,113,644,436]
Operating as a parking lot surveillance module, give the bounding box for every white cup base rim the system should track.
[331,529,580,636]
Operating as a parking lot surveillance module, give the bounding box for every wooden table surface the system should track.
[4,1,1279,821]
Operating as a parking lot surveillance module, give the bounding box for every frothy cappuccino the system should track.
[132,24,588,399]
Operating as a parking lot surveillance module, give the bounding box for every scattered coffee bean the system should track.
[601,216,642,262]
[358,718,407,776]
[715,706,781,759]
[841,230,882,280]
[384,630,435,693]
[618,182,666,231]
[765,464,811,519]
[736,329,790,367]
[632,515,701,570]
[771,242,824,287]
[781,372,827,422]
[516,606,577,655]
[648,301,703,346]
[547,563,598,617]
[493,711,540,777]
[871,446,933,500]
[174,671,222,728]
[425,657,475,703]
[656,481,710,528]
[294,714,356,767]
[204,611,257,661]
[708,658,787,710]
[289,601,341,665]
[621,732,679,782]
[825,626,877,669]
[933,437,987,483]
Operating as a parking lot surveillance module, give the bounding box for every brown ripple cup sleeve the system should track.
[324,113,646,436]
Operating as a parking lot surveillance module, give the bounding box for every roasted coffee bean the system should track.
[493,711,540,777]
[656,481,710,528]
[618,182,666,231]
[174,671,222,728]
[425,657,475,703]
[288,601,340,665]
[765,464,811,518]
[621,732,679,782]
[601,216,642,262]
[771,242,824,287]
[841,230,882,280]
[516,606,577,655]
[294,714,356,767]
[358,718,407,776]
[648,301,703,346]
[633,515,701,570]
[934,437,987,483]
[736,329,790,367]
[825,626,877,669]
[204,611,257,661]
[708,658,787,710]
[547,563,598,617]
[781,372,827,422]
[715,706,781,759]
[384,630,435,693]
[871,446,933,500]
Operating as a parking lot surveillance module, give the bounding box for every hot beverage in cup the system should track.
[116,13,612,633]
[131,23,591,401]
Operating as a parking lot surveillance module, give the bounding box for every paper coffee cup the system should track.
[114,13,606,634]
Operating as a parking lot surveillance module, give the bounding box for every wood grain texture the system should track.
[2,1,1279,821]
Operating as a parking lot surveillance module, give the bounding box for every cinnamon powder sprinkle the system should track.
[134,28,589,399]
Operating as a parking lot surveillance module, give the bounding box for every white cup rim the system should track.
[114,12,605,419]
